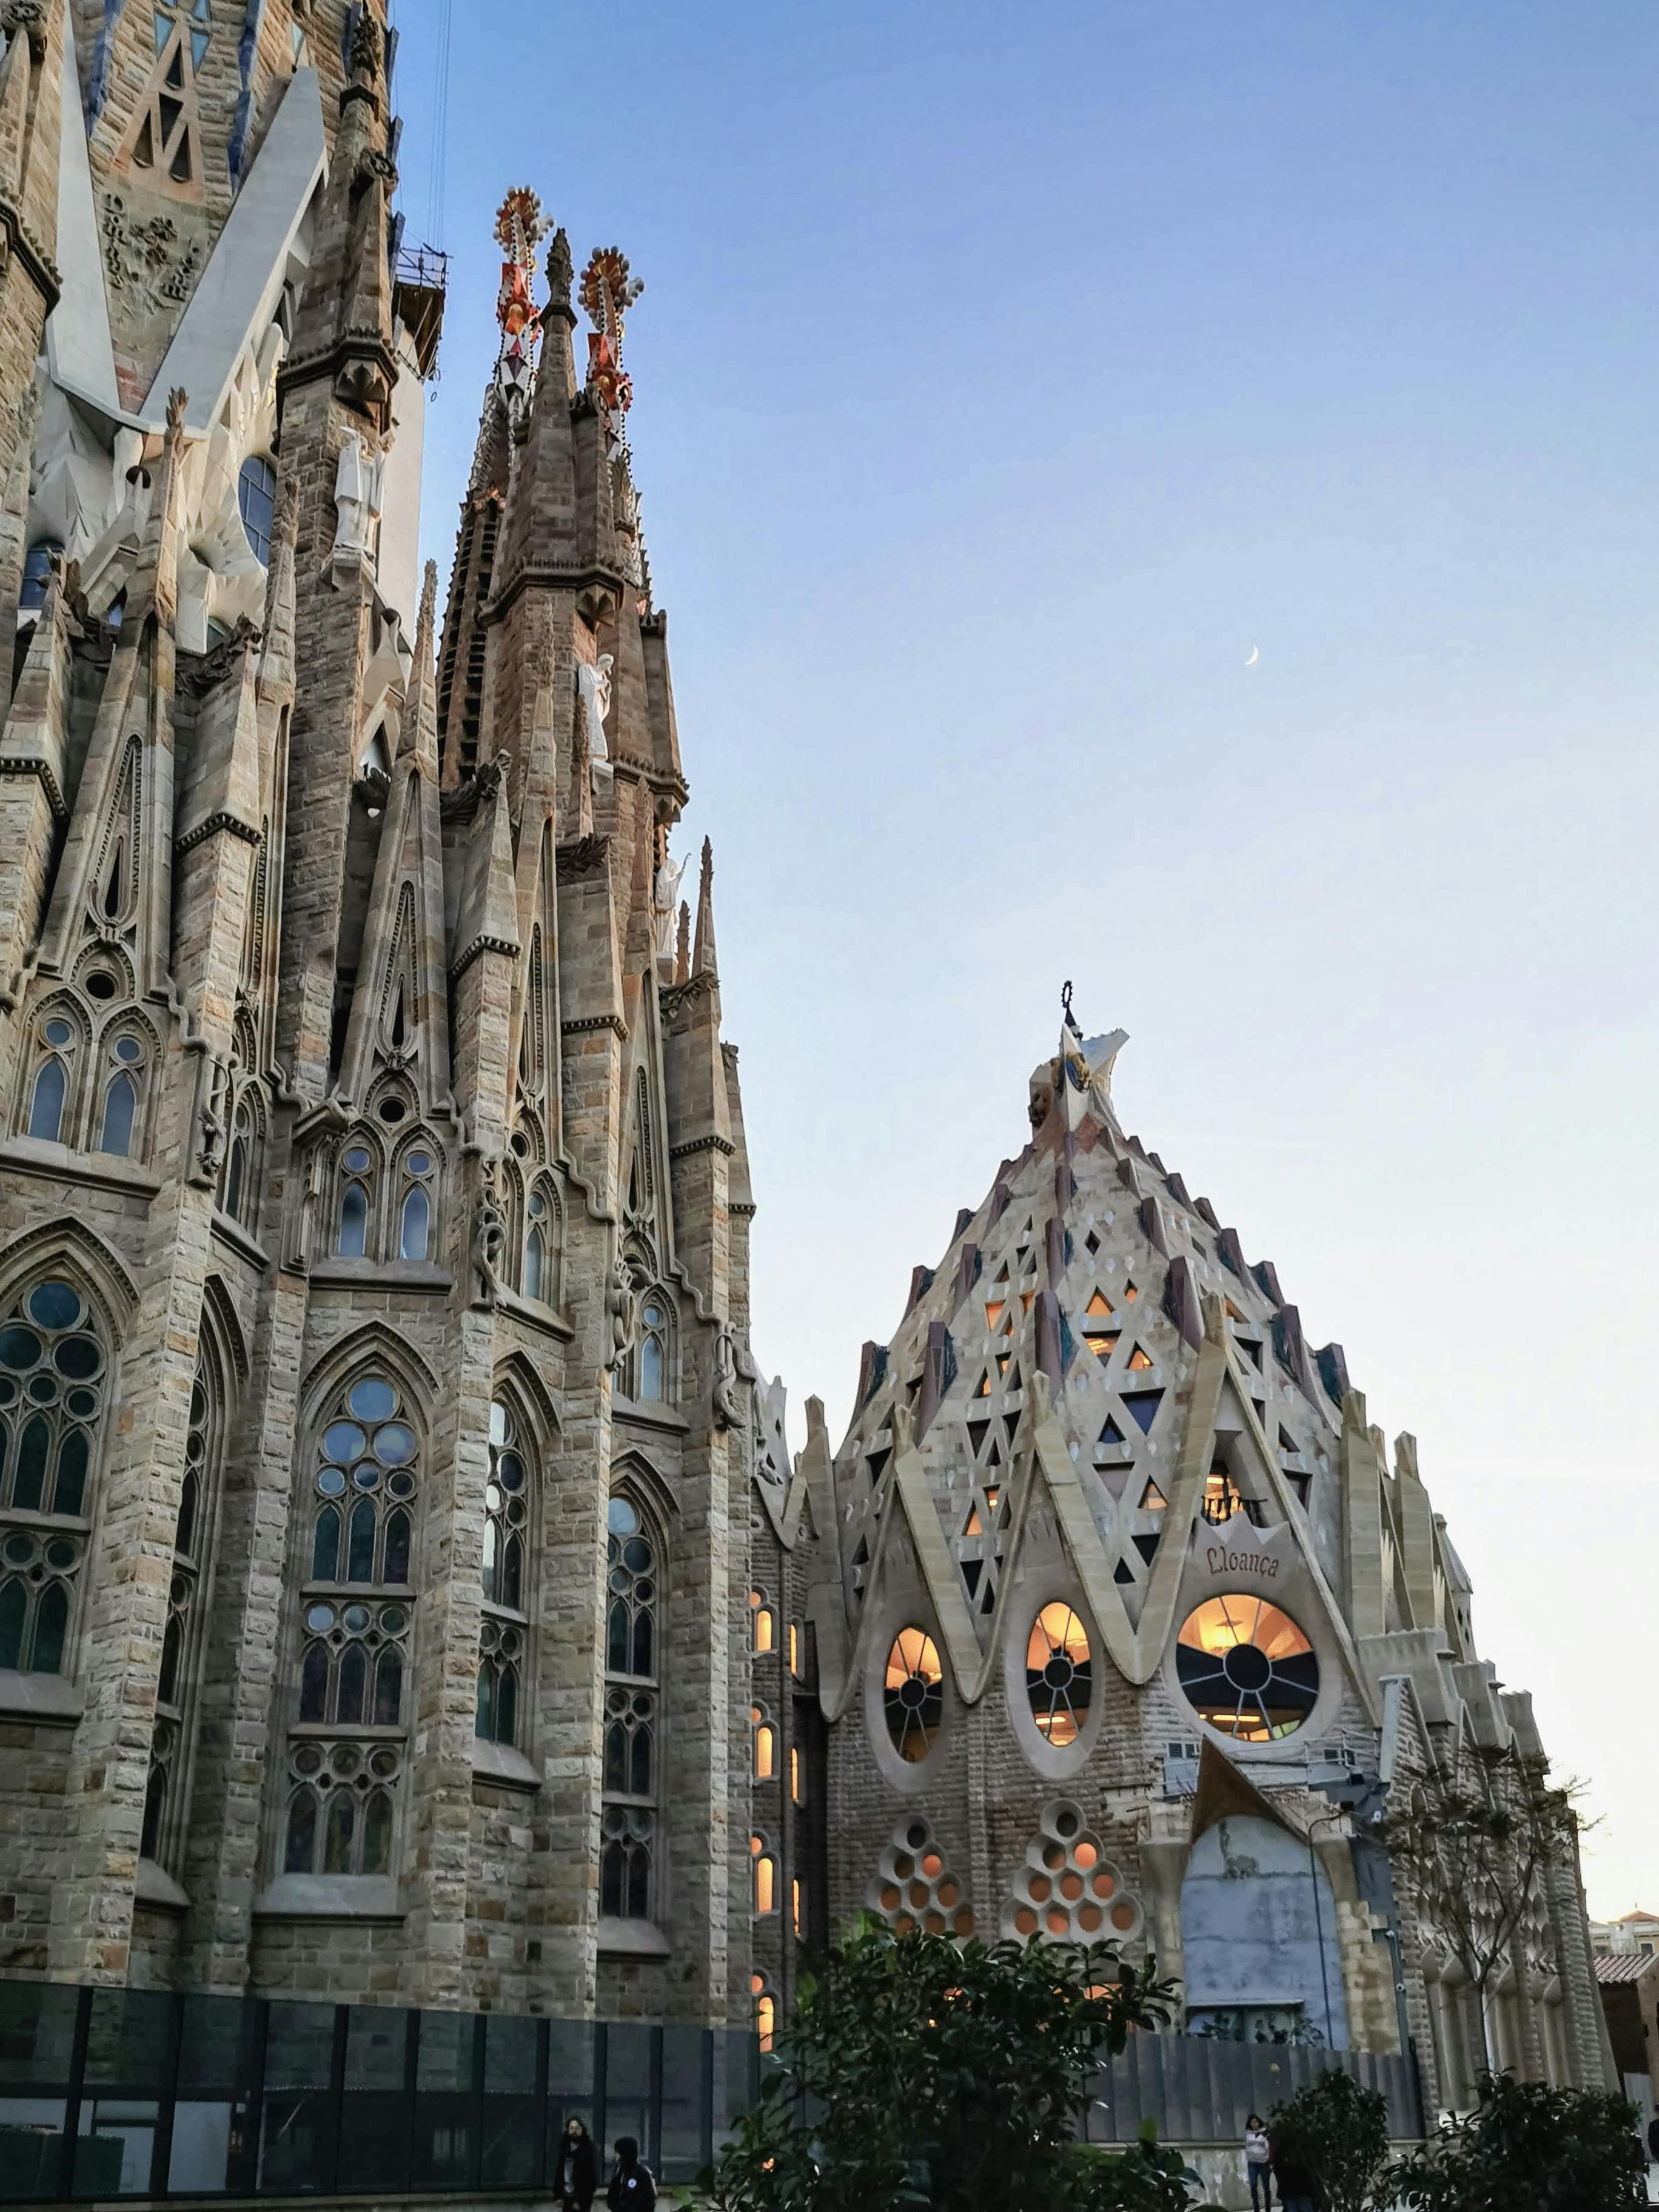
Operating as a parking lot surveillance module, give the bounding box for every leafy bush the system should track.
[692,1913,1203,2211]
[1389,2073,1645,2211]
[1267,2070,1392,2212]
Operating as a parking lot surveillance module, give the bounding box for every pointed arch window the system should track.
[24,1016,78,1143]
[477,1399,531,1748]
[148,1350,224,1873]
[521,1179,561,1307]
[0,1279,109,1681]
[337,1145,375,1258]
[222,1093,259,1227]
[635,1295,671,1403]
[97,1033,146,1158]
[287,1370,420,1881]
[398,1147,435,1262]
[601,1493,659,1920]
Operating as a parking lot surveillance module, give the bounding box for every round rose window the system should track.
[1176,1595,1319,1741]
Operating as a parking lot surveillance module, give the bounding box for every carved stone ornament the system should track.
[99,195,203,312]
[605,1252,638,1375]
[195,1056,230,1187]
[471,1156,507,1309]
[711,1326,744,1430]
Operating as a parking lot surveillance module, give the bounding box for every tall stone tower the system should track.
[0,0,758,2031]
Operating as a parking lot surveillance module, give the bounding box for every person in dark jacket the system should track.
[555,2116,598,2212]
[606,2134,656,2211]
[1271,2145,1318,2212]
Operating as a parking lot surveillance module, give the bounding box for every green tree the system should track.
[1389,2073,1645,2211]
[1378,1747,1580,2071]
[695,1914,1196,2212]
[1267,2070,1392,2212]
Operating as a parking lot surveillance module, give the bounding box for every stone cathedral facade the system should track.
[0,0,1614,2133]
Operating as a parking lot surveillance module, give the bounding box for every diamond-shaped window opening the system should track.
[1084,1230,1101,1257]
[872,1816,975,1939]
[1005,1803,1143,1945]
[1122,1280,1140,1303]
[1120,1390,1163,1436]
[126,10,205,194]
[1113,1559,1135,1586]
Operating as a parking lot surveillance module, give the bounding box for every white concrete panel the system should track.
[45,4,119,417]
[377,324,426,633]
[152,67,326,434]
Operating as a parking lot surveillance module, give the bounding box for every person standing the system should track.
[555,2116,598,2212]
[1272,2142,1318,2212]
[1243,2113,1274,2210]
[605,2134,657,2211]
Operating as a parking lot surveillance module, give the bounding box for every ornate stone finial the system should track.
[165,386,187,446]
[5,2,46,61]
[546,227,573,307]
[578,247,644,419]
[674,899,690,984]
[350,8,382,81]
[493,188,547,397]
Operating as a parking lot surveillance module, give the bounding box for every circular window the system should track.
[85,971,116,1001]
[1025,1604,1093,1747]
[1176,1596,1319,1741]
[883,1628,943,1763]
[28,1284,81,1332]
[608,1495,638,1537]
[44,1020,72,1048]
[347,1376,396,1424]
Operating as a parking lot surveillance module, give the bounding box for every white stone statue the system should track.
[653,843,686,964]
[332,431,384,570]
[577,653,614,770]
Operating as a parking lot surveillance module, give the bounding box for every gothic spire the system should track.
[692,836,717,977]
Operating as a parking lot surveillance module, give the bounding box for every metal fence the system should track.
[1083,2034,1424,2147]
[0,1982,759,2201]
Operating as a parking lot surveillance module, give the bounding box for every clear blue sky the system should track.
[388,0,1659,1917]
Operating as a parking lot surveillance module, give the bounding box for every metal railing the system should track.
[1083,2033,1424,2147]
[0,1982,758,2200]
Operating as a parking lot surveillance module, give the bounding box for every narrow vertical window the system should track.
[27,1057,66,1143]
[287,1370,419,1878]
[398,1149,435,1262]
[99,1073,137,1157]
[751,1834,777,1915]
[337,1145,373,1257]
[752,1707,776,1781]
[0,1279,106,1681]
[600,1493,658,1919]
[636,1297,668,1401]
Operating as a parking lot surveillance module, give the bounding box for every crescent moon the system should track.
[1245,646,1259,666]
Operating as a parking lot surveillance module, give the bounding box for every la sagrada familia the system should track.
[0,0,1614,2137]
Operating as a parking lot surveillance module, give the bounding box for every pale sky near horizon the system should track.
[386,0,1657,1920]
